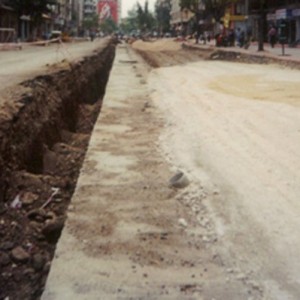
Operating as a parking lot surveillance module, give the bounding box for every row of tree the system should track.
[119,0,171,36]
[120,0,237,37]
[121,0,268,51]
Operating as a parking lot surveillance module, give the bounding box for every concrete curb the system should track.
[182,42,300,70]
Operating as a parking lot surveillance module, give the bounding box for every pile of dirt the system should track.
[0,40,116,299]
[132,39,183,52]
[132,39,300,71]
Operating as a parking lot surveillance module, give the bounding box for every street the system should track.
[149,54,300,299]
[42,40,300,299]
[0,39,107,105]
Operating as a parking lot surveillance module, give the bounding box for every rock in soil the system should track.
[32,253,46,271]
[0,241,14,251]
[42,217,65,243]
[11,246,30,263]
[0,251,11,266]
[27,208,47,222]
[21,191,39,206]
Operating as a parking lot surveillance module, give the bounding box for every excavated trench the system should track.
[0,38,116,299]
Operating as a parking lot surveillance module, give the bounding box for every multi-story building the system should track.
[249,0,300,45]
[54,0,73,29]
[170,0,194,35]
[73,0,84,30]
[266,0,300,44]
[0,0,18,42]
[117,0,122,24]
[83,0,97,19]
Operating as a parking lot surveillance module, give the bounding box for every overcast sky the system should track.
[121,0,156,18]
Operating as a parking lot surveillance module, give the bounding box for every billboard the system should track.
[98,0,118,24]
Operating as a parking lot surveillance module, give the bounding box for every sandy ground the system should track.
[148,51,300,298]
[43,40,300,299]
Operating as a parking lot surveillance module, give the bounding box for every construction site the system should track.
[0,37,300,300]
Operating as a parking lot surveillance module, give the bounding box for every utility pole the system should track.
[258,0,264,51]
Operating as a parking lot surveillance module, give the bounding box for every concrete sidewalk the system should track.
[247,43,300,61]
[186,39,300,63]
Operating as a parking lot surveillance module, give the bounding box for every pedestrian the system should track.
[239,30,245,48]
[236,28,245,48]
[228,29,235,47]
[268,26,277,48]
[90,29,96,42]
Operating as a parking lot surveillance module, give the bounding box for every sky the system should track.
[121,0,156,18]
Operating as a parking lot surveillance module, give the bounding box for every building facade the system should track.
[249,0,300,45]
[170,0,194,35]
[0,1,18,42]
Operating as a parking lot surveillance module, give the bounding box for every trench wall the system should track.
[0,38,116,206]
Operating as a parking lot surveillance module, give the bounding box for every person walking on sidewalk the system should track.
[268,26,277,48]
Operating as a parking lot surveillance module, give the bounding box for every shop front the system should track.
[275,8,296,45]
[292,8,300,44]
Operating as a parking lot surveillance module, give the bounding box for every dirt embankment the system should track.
[0,39,116,299]
[182,42,300,70]
[132,39,213,68]
[132,39,300,70]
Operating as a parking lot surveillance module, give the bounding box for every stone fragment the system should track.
[0,251,10,266]
[21,192,39,205]
[178,218,188,227]
[11,246,30,263]
[27,208,46,222]
[169,171,190,189]
[32,253,46,271]
[42,218,65,243]
[0,241,14,251]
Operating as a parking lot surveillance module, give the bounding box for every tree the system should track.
[136,1,156,34]
[82,13,99,31]
[100,18,117,34]
[249,0,267,51]
[119,6,139,34]
[155,0,171,34]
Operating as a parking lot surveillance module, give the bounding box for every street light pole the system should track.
[258,0,264,51]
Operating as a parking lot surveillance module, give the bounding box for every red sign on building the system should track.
[98,0,118,23]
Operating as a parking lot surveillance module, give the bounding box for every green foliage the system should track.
[119,6,139,33]
[82,13,99,30]
[120,1,155,35]
[100,18,117,34]
[155,0,171,33]
[136,1,156,33]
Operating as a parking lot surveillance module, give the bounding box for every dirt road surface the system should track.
[148,58,300,299]
[0,39,108,105]
[43,40,300,299]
